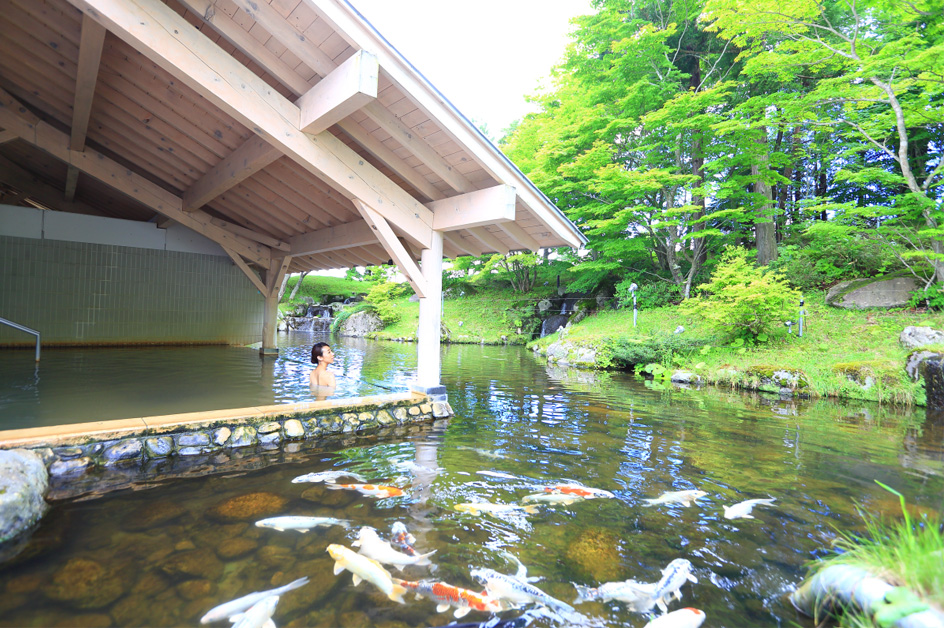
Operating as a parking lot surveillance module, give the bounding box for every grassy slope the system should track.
[279,275,366,314]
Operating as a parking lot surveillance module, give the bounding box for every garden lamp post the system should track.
[785,320,794,334]
[799,299,806,337]
[630,283,638,328]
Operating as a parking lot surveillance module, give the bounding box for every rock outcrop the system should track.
[826,277,917,309]
[337,309,383,336]
[0,449,49,543]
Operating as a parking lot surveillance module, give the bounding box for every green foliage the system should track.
[329,302,372,333]
[908,284,944,310]
[365,281,410,325]
[615,277,682,309]
[609,333,710,369]
[682,247,802,340]
[770,223,901,290]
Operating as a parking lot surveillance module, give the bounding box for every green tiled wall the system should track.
[0,236,264,346]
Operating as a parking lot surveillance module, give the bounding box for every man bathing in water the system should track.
[310,342,337,399]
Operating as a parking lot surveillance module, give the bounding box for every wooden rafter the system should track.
[71,14,106,151]
[183,136,280,212]
[289,218,376,257]
[71,0,434,249]
[496,220,541,253]
[0,130,17,144]
[222,245,266,294]
[0,86,272,266]
[0,154,109,217]
[467,226,510,255]
[354,199,427,297]
[428,184,516,232]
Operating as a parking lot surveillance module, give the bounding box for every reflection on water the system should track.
[1,338,944,627]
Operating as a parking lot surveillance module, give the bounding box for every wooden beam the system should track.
[444,232,481,257]
[177,0,445,204]
[362,102,475,194]
[72,0,433,248]
[467,226,510,255]
[336,120,444,202]
[288,218,376,257]
[71,14,106,151]
[183,136,280,211]
[496,220,542,253]
[354,199,427,298]
[429,184,516,231]
[297,50,377,135]
[266,255,293,297]
[0,87,271,266]
[222,246,266,294]
[208,217,290,251]
[0,154,108,217]
[0,130,17,144]
[64,165,80,202]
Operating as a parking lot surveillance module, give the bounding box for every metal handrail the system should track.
[0,316,40,361]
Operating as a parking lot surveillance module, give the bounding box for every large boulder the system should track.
[337,309,383,336]
[900,326,944,350]
[0,449,49,543]
[826,277,917,309]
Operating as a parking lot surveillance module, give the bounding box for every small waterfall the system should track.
[540,314,570,337]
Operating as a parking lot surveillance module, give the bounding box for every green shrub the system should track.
[682,246,802,341]
[365,282,409,325]
[609,333,710,368]
[908,283,944,310]
[770,223,901,290]
[615,278,682,309]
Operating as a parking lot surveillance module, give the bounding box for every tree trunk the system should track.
[287,271,310,301]
[753,128,777,266]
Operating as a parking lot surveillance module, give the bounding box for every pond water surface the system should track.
[1,333,943,628]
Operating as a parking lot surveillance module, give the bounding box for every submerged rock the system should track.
[564,527,624,582]
[0,449,49,543]
[122,501,187,532]
[159,548,223,581]
[207,492,288,523]
[44,557,128,609]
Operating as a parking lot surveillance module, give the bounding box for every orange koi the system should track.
[545,484,615,499]
[397,579,503,618]
[325,483,404,498]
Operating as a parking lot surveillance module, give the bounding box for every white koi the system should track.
[199,577,308,624]
[643,490,708,507]
[352,527,436,570]
[454,502,540,516]
[648,559,698,613]
[456,446,506,460]
[573,580,657,611]
[291,470,367,484]
[229,596,278,628]
[723,497,776,520]
[471,567,573,613]
[326,544,407,604]
[254,516,350,532]
[644,607,706,628]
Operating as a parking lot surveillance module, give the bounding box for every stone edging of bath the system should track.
[0,393,453,482]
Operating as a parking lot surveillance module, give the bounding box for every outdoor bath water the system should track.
[1,333,943,627]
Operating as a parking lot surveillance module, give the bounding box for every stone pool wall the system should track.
[0,393,452,500]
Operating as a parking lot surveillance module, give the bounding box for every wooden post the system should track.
[260,256,291,357]
[414,230,444,395]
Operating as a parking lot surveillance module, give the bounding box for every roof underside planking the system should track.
[0,0,586,277]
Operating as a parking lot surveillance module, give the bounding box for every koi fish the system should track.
[397,579,503,618]
[352,527,436,570]
[545,484,616,499]
[291,470,367,484]
[456,446,507,460]
[199,577,308,624]
[521,492,583,506]
[471,567,574,613]
[326,544,407,604]
[573,580,657,611]
[230,595,278,628]
[453,502,540,516]
[325,483,404,498]
[723,497,776,520]
[643,490,708,507]
[648,559,698,613]
[390,521,418,556]
[254,516,350,532]
[644,607,706,628]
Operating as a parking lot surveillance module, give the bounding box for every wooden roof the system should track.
[0,0,585,275]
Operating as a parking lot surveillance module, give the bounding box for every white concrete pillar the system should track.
[260,292,279,358]
[415,230,443,391]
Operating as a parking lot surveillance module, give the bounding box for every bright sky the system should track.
[348,0,595,139]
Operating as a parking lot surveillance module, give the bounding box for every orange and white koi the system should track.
[522,492,583,506]
[352,527,436,570]
[453,502,540,516]
[396,579,503,618]
[325,483,404,498]
[545,484,616,499]
[390,521,418,556]
[643,607,706,628]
